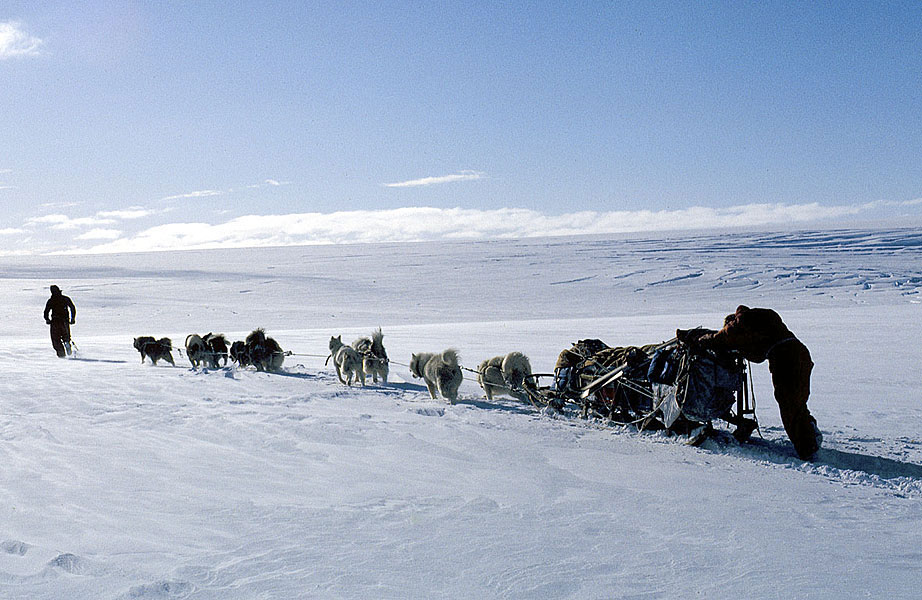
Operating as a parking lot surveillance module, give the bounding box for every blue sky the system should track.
[2,1,921,253]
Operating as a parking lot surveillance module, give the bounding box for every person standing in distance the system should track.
[44,285,76,358]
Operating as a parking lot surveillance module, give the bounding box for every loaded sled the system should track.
[523,330,758,443]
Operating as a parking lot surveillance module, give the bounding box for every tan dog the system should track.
[352,327,389,383]
[330,335,365,386]
[410,349,463,404]
[477,351,536,402]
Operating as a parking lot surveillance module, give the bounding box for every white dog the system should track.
[477,351,536,402]
[329,335,365,386]
[352,327,389,383]
[410,349,463,404]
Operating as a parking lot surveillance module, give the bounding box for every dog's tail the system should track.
[246,328,266,346]
[441,348,460,367]
[352,336,371,354]
[371,327,386,357]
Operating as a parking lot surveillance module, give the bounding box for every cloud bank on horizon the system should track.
[0,198,905,255]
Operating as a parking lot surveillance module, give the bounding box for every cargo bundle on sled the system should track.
[521,329,758,443]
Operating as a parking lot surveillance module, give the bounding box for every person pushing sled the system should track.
[685,305,822,460]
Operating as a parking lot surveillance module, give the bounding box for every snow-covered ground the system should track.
[2,227,921,599]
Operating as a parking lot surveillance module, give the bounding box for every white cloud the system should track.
[41,200,83,209]
[75,228,122,241]
[245,179,290,189]
[383,170,486,188]
[0,168,12,174]
[26,206,161,231]
[161,189,224,201]
[0,21,43,59]
[0,227,25,235]
[68,200,892,255]
[96,207,157,219]
[27,213,117,230]
[0,185,16,190]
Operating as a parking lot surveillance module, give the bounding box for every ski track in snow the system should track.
[2,227,922,599]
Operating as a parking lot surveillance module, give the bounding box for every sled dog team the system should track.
[134,327,534,405]
[133,329,284,372]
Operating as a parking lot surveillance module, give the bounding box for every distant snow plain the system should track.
[1,227,921,599]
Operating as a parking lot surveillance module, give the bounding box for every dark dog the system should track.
[185,333,206,368]
[133,336,176,366]
[245,328,285,372]
[230,340,249,367]
[203,333,229,368]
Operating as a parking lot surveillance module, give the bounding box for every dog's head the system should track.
[409,353,422,378]
[329,335,343,352]
[133,336,154,352]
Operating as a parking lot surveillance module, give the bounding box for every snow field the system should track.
[2,228,922,598]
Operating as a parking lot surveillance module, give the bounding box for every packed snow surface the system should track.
[2,227,921,599]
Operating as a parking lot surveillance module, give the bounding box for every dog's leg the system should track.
[367,359,377,383]
[334,361,347,385]
[438,382,454,405]
[425,380,438,400]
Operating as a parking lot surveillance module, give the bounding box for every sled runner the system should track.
[527,331,758,442]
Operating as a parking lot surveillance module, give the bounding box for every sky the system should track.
[2,1,921,254]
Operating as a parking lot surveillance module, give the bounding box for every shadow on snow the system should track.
[723,434,922,483]
[69,357,131,364]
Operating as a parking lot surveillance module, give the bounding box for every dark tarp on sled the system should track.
[653,344,745,428]
[550,332,754,435]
